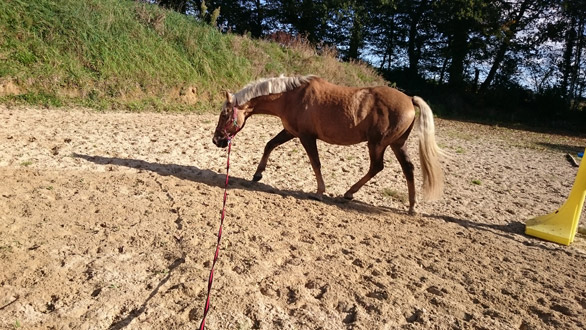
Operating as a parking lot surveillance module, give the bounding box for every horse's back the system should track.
[300,78,375,144]
[309,78,414,117]
[285,78,416,145]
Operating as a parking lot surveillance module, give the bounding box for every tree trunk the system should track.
[448,27,467,88]
[379,51,387,70]
[479,0,531,93]
[407,0,428,81]
[299,0,317,42]
[252,0,264,37]
[570,16,584,110]
[439,57,449,84]
[561,16,576,97]
[386,19,396,70]
[347,11,363,60]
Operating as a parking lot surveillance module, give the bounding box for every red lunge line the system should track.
[199,140,232,330]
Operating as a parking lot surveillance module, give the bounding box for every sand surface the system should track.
[1,105,586,329]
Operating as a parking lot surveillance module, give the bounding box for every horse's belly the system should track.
[318,128,365,145]
[282,111,367,145]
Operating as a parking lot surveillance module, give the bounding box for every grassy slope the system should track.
[0,0,385,112]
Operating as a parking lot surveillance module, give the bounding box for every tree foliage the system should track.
[154,0,586,123]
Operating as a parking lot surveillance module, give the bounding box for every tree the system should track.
[264,0,330,43]
[149,0,585,103]
[406,0,431,80]
[189,1,265,36]
[346,3,365,60]
[431,0,493,89]
[325,0,371,61]
[478,0,545,93]
[157,0,193,14]
[359,0,402,71]
[559,0,586,104]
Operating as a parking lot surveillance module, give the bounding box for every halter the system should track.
[222,105,241,140]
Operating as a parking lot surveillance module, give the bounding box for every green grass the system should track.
[0,0,385,112]
[0,245,13,253]
[381,188,407,204]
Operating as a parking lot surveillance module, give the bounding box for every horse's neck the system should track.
[250,94,288,117]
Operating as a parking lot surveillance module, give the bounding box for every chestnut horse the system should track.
[212,75,444,214]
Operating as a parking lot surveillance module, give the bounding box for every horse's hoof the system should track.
[308,193,323,201]
[408,208,418,216]
[252,174,263,182]
[343,193,354,200]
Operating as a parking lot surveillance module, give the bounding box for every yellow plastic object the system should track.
[526,148,586,245]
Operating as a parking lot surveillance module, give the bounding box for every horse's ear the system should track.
[225,91,234,104]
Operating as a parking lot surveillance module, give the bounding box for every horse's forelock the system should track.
[219,101,231,116]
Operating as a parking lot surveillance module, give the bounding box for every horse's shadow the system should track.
[73,153,389,215]
[74,153,542,245]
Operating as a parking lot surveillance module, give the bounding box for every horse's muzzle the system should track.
[212,136,228,148]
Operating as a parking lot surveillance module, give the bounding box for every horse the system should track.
[212,75,444,214]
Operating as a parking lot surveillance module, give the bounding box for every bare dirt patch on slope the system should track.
[1,105,585,329]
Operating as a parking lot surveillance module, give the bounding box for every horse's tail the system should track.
[413,96,445,201]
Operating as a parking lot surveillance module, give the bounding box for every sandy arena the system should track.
[1,105,585,329]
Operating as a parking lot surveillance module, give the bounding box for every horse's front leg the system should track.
[253,129,294,181]
[299,136,326,200]
[344,142,386,200]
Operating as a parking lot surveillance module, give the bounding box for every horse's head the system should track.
[212,91,248,148]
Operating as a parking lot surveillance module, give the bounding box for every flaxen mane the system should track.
[233,75,315,105]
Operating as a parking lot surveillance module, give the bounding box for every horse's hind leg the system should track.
[253,129,294,181]
[344,142,386,200]
[391,144,416,215]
